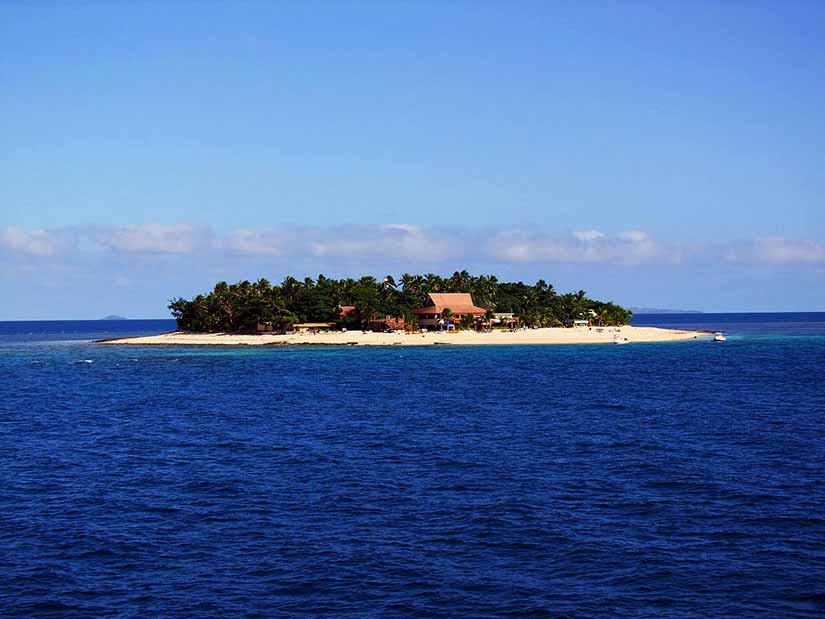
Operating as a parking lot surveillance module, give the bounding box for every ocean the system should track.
[1,314,824,618]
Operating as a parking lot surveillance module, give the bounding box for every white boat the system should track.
[713,332,727,342]
[613,334,630,345]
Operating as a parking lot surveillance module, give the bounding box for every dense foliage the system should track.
[168,271,632,332]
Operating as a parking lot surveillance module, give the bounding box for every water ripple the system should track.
[1,328,824,617]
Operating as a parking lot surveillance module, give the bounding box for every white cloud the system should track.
[754,237,825,264]
[224,224,458,263]
[381,223,420,234]
[0,226,62,256]
[573,230,606,241]
[224,229,284,256]
[620,230,649,243]
[487,230,667,265]
[305,225,456,262]
[2,224,824,272]
[724,237,825,265]
[92,224,205,254]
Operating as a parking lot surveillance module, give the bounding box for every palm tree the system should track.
[441,307,454,330]
[167,271,633,332]
[424,273,444,293]
[400,273,426,306]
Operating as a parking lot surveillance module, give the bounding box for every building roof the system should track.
[294,322,336,328]
[412,293,487,315]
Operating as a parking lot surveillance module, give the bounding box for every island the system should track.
[101,271,704,346]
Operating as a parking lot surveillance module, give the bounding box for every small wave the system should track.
[74,359,94,364]
[77,548,118,559]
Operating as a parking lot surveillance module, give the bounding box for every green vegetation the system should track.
[168,271,632,332]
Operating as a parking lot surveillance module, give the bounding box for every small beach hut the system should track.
[492,312,519,329]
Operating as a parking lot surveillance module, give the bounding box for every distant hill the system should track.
[629,307,702,314]
[101,315,128,320]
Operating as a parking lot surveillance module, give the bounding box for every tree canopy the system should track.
[168,270,632,332]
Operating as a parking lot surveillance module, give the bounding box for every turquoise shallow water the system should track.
[1,315,824,618]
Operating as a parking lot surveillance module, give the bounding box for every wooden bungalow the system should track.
[412,293,487,329]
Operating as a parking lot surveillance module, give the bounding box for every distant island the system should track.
[629,307,702,314]
[167,271,633,332]
[101,315,127,320]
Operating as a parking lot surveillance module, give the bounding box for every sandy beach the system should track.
[99,325,705,347]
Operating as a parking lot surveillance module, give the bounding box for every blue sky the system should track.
[1,1,824,318]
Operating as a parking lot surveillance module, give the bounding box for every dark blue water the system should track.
[1,315,824,618]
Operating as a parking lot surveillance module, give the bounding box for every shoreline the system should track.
[98,326,707,347]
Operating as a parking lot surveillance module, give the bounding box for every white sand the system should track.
[99,326,705,347]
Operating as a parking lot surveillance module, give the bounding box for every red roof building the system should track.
[338,305,356,319]
[413,293,487,328]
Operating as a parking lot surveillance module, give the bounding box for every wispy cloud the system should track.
[224,224,458,263]
[92,224,209,254]
[0,226,63,257]
[305,224,457,262]
[487,229,672,265]
[1,224,823,270]
[224,229,285,256]
[573,229,606,242]
[724,237,825,265]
